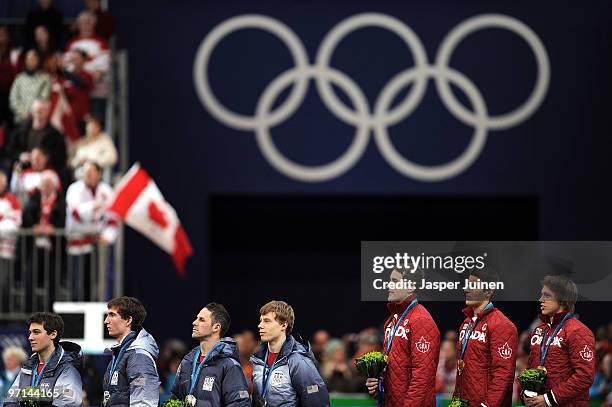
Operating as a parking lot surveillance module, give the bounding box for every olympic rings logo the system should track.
[193,13,550,182]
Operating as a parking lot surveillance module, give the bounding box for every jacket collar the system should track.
[253,334,300,364]
[386,295,417,316]
[26,345,64,373]
[539,310,571,326]
[462,302,495,319]
[110,330,137,353]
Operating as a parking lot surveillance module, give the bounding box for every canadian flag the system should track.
[49,81,80,142]
[108,164,193,275]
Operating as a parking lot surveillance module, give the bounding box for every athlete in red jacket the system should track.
[453,271,518,407]
[366,269,440,407]
[524,276,595,407]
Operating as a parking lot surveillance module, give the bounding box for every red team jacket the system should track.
[527,312,595,406]
[382,298,440,407]
[453,305,518,407]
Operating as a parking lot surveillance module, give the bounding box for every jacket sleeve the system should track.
[526,331,536,369]
[52,366,83,407]
[452,320,465,398]
[8,76,21,116]
[46,128,67,171]
[170,361,184,400]
[547,326,596,405]
[126,350,160,407]
[7,124,26,162]
[3,371,21,406]
[482,321,518,407]
[290,355,330,407]
[221,360,251,407]
[65,184,97,225]
[403,316,440,406]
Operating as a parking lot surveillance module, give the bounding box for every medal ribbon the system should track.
[261,348,280,399]
[189,342,221,395]
[384,299,418,356]
[459,302,494,360]
[108,333,136,387]
[379,299,418,406]
[31,348,57,387]
[539,312,573,367]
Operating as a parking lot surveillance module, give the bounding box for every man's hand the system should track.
[19,152,31,163]
[34,224,54,235]
[524,394,548,407]
[366,378,378,396]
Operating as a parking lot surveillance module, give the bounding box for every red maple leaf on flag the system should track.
[147,201,168,229]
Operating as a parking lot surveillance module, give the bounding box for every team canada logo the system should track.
[535,328,542,335]
[498,342,512,359]
[580,345,594,362]
[415,336,430,353]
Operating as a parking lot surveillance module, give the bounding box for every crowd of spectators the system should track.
[0,0,118,309]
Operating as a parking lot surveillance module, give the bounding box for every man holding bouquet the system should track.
[366,268,440,406]
[171,302,250,406]
[452,270,518,407]
[523,276,595,407]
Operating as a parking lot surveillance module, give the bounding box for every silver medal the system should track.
[185,394,197,407]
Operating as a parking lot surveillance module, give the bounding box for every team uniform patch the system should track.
[415,336,431,353]
[271,371,285,386]
[498,342,512,359]
[307,385,319,394]
[580,345,593,361]
[202,376,215,391]
[132,376,146,386]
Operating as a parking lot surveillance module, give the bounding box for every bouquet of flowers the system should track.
[518,368,547,395]
[18,386,51,407]
[354,351,388,378]
[161,399,185,407]
[448,396,470,407]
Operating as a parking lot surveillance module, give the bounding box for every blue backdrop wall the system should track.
[109,0,612,342]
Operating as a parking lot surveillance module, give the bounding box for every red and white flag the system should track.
[108,164,193,275]
[49,82,80,142]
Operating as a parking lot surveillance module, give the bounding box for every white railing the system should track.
[0,228,122,320]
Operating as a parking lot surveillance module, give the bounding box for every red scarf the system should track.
[40,192,57,225]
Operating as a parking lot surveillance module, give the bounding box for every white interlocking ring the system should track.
[193,12,550,182]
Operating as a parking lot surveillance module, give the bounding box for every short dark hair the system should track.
[27,312,64,346]
[470,267,500,300]
[204,303,231,337]
[73,49,88,60]
[87,114,103,128]
[542,275,578,312]
[83,160,102,173]
[107,296,147,332]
